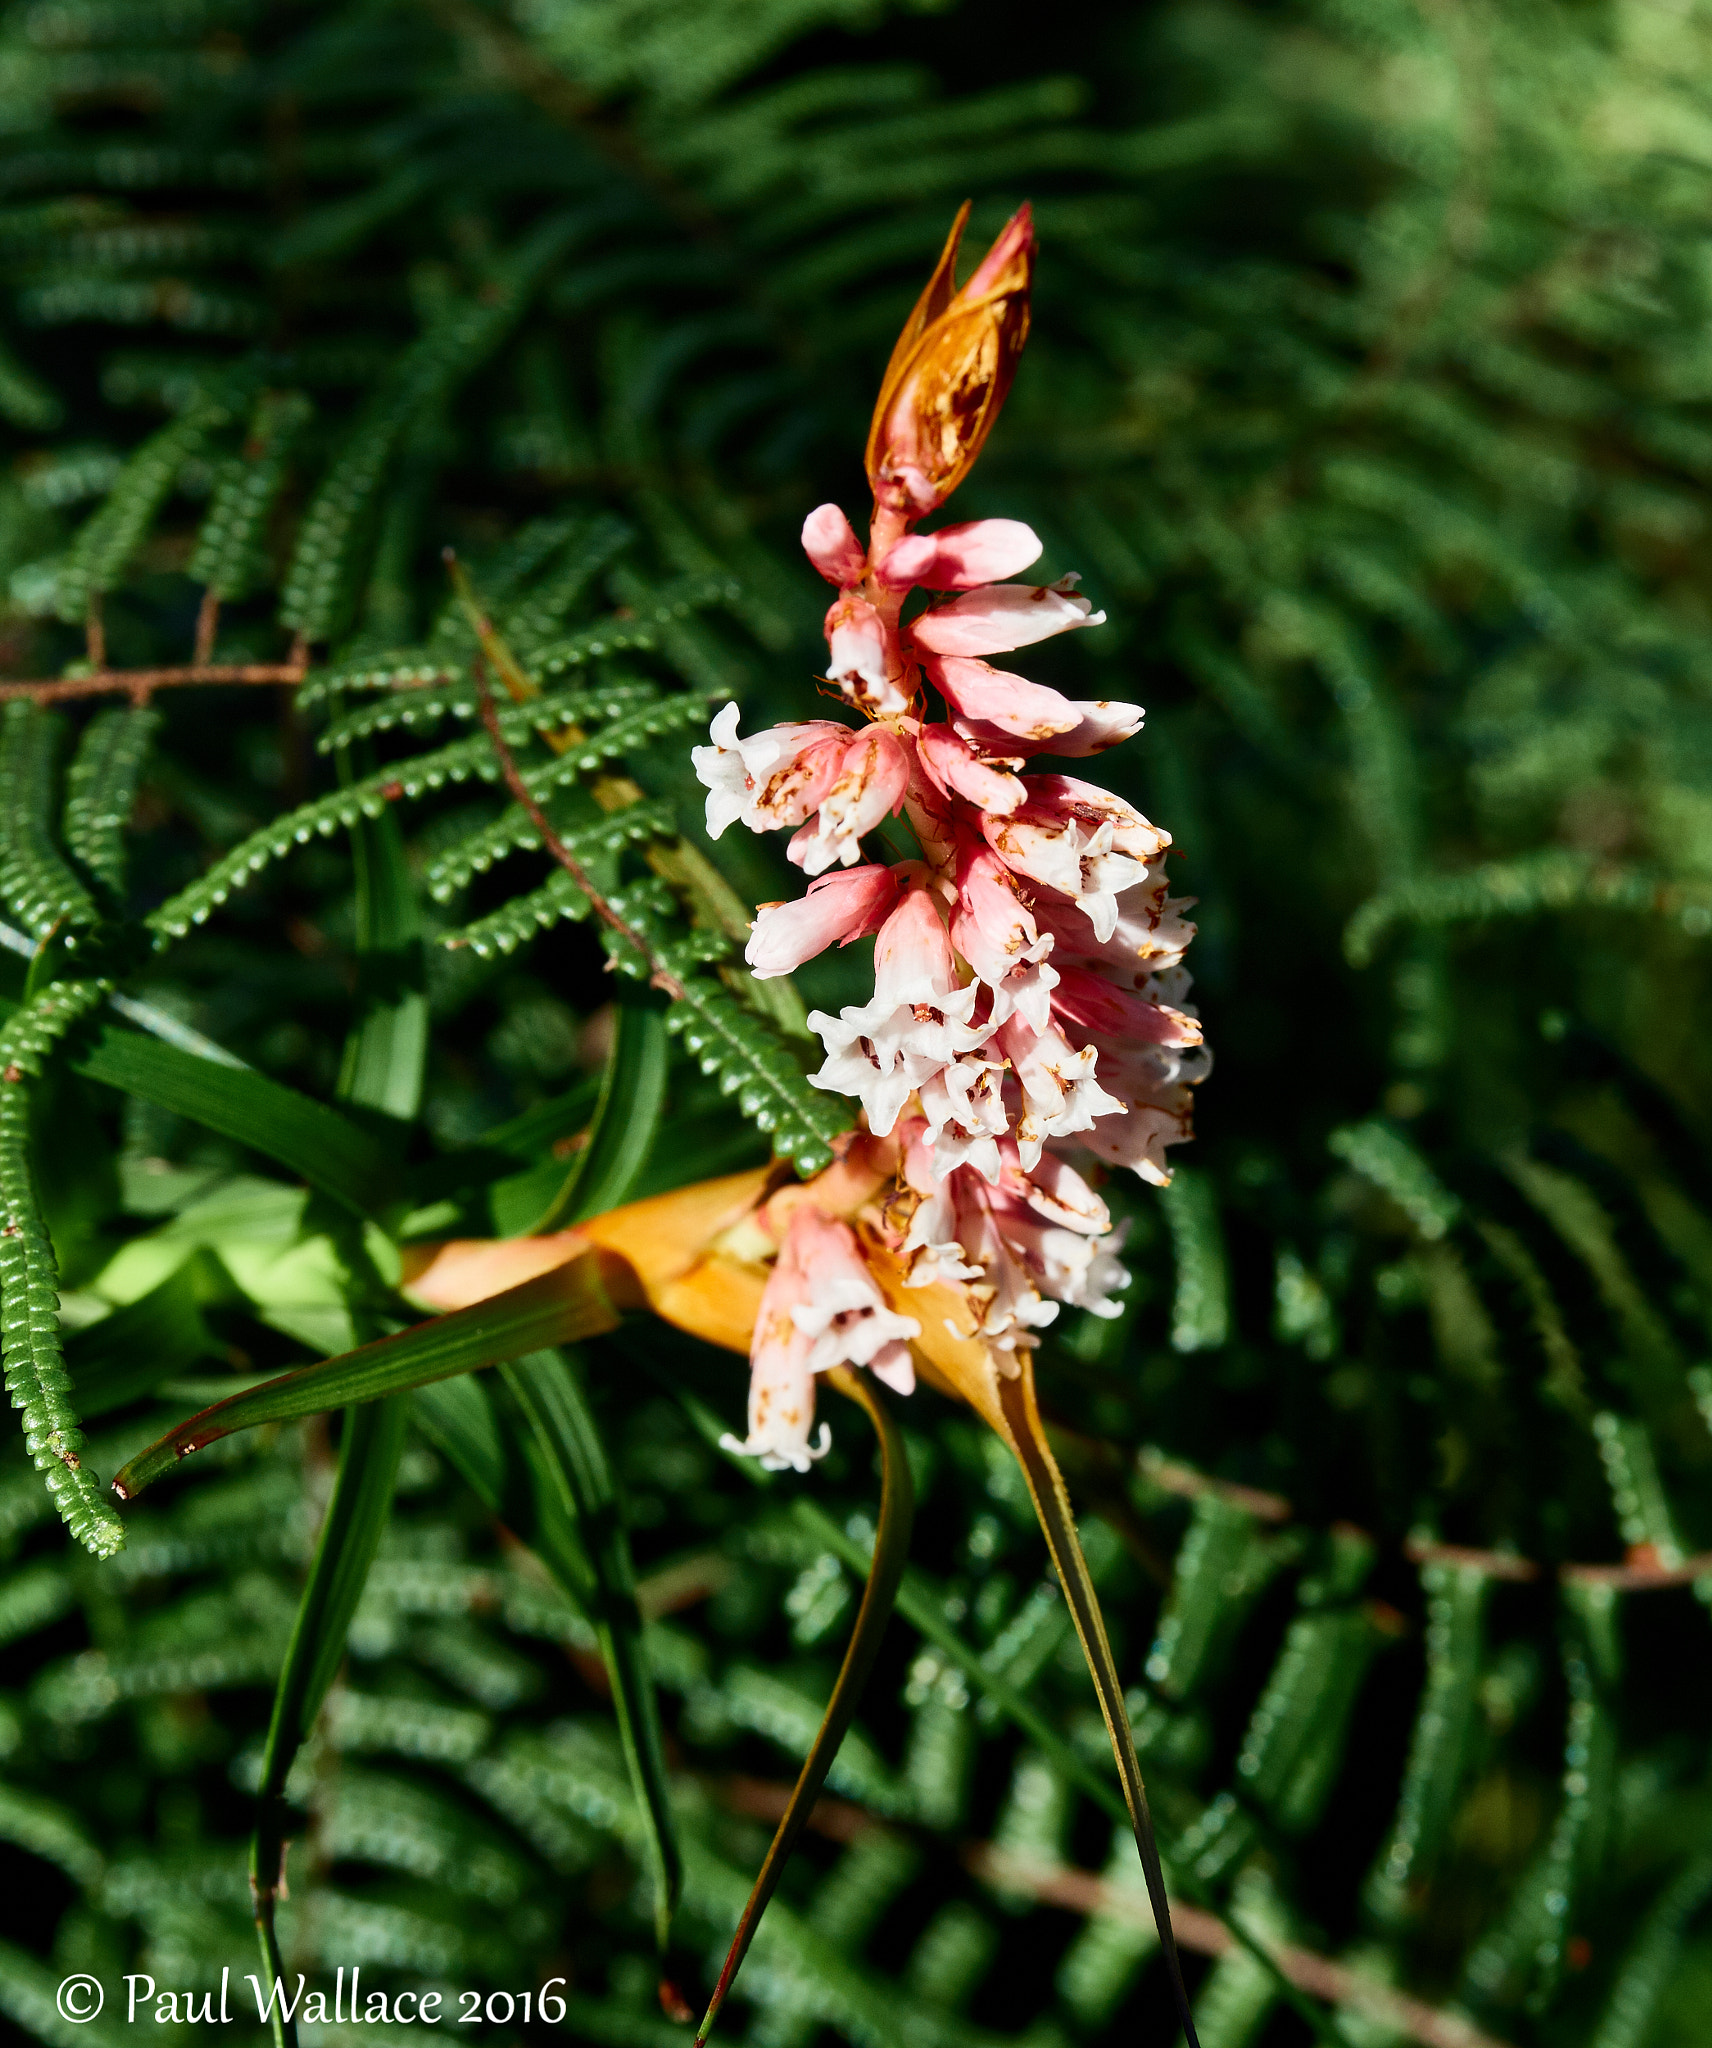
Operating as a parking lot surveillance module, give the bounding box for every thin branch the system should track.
[85,599,105,672]
[0,663,305,705]
[470,657,686,1000]
[1562,1548,1712,1590]
[1404,1537,1540,1581]
[965,1846,1516,2048]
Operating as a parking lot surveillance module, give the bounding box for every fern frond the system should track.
[1345,851,1712,967]
[0,702,98,937]
[662,976,849,1174]
[278,216,584,644]
[1329,1120,1461,1239]
[61,703,158,899]
[499,514,635,650]
[441,869,595,959]
[525,574,740,678]
[144,730,502,941]
[318,677,660,759]
[1363,1557,1490,1927]
[53,386,235,624]
[0,979,124,1559]
[186,387,312,602]
[429,793,676,903]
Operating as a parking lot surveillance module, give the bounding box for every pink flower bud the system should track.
[745,864,901,978]
[1048,962,1203,1045]
[802,503,868,587]
[824,592,909,715]
[910,580,1105,659]
[875,518,1041,591]
[915,722,1025,816]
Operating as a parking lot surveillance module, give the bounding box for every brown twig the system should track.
[1136,1444,1294,1524]
[1403,1537,1541,1581]
[0,663,306,705]
[470,657,686,999]
[965,1846,1515,2048]
[1562,1549,1712,1590]
[84,598,105,672]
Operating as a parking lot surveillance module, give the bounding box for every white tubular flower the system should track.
[996,1013,1126,1171]
[808,886,991,1139]
[693,702,852,840]
[983,776,1170,943]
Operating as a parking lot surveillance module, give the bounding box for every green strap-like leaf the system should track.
[110,1257,622,1499]
[501,1348,682,1954]
[996,1371,1203,2048]
[335,779,428,1123]
[73,1024,399,1216]
[695,1367,914,2047]
[249,1395,408,2048]
[529,996,669,1233]
[997,1378,1358,2048]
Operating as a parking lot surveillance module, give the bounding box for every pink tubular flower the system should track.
[722,1208,922,1468]
[949,847,1057,1031]
[746,864,901,978]
[915,723,1025,816]
[802,503,868,587]
[875,518,1042,591]
[788,726,911,875]
[694,704,850,839]
[910,580,1105,658]
[824,592,908,716]
[721,1232,825,1471]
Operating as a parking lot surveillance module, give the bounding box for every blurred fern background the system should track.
[2,1,1712,2044]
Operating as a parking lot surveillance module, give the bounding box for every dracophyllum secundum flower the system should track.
[684,198,1210,1429]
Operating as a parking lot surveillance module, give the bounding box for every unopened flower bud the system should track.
[865,202,1035,520]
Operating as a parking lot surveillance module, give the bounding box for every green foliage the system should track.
[2,1,1712,2044]
[60,704,157,902]
[0,704,97,938]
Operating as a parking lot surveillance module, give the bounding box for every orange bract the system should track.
[864,202,1035,517]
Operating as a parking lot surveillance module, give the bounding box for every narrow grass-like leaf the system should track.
[996,1367,1202,2048]
[996,1373,1356,2048]
[500,1348,682,1953]
[335,787,427,1123]
[250,1395,408,2048]
[695,1366,914,2046]
[530,996,669,1233]
[73,1024,399,1215]
[411,1371,511,1514]
[110,1257,621,1499]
